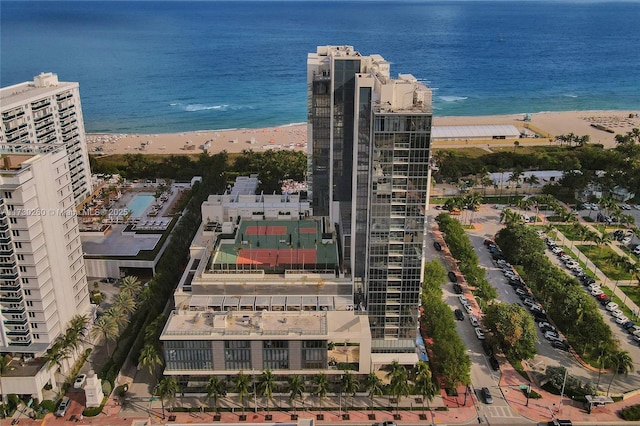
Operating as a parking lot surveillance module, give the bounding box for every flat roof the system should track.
[185,295,350,311]
[432,125,520,139]
[1,80,78,109]
[211,218,338,269]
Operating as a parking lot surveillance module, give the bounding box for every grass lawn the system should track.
[576,245,633,280]
[555,225,586,241]
[618,285,640,315]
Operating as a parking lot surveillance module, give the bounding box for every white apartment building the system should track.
[1,146,91,356]
[1,72,92,205]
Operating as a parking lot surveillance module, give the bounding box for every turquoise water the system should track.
[127,194,155,218]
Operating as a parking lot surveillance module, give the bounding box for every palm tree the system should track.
[138,343,162,377]
[112,291,137,317]
[507,168,524,200]
[466,192,483,225]
[385,361,410,416]
[234,371,251,417]
[69,314,89,339]
[120,275,142,297]
[105,305,129,331]
[480,173,493,197]
[90,314,119,354]
[155,376,179,419]
[312,373,329,414]
[500,208,523,226]
[607,350,634,396]
[258,368,277,414]
[594,233,612,247]
[205,376,226,414]
[414,361,437,414]
[340,371,359,414]
[364,372,383,414]
[523,175,540,192]
[287,374,305,413]
[44,336,70,375]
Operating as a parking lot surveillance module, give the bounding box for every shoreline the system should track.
[86,110,640,156]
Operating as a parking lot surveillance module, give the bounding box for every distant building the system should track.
[432,125,520,142]
[1,72,93,204]
[489,170,564,187]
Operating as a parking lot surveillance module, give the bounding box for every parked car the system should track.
[74,374,87,389]
[458,295,468,305]
[627,325,640,335]
[454,308,465,321]
[475,327,486,340]
[55,397,71,417]
[489,356,500,371]
[616,316,630,325]
[552,340,569,351]
[481,387,493,404]
[453,283,463,294]
[611,309,624,318]
[448,271,458,283]
[463,303,473,314]
[433,241,442,251]
[545,331,561,341]
[606,302,619,311]
[469,315,479,327]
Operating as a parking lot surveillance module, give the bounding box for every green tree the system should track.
[90,314,119,354]
[234,371,251,416]
[483,303,537,361]
[386,362,410,416]
[364,372,383,414]
[138,344,162,377]
[257,369,277,413]
[120,275,142,298]
[205,376,226,413]
[340,371,359,414]
[312,373,329,413]
[155,376,179,419]
[287,374,305,413]
[414,361,437,414]
[607,351,634,396]
[112,292,137,317]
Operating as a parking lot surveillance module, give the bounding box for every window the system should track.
[164,340,212,371]
[17,254,24,261]
[28,312,35,318]
[21,277,29,284]
[224,341,251,370]
[31,322,38,329]
[10,218,17,224]
[15,242,22,249]
[302,340,327,369]
[26,301,33,307]
[19,266,27,272]
[4,191,12,199]
[263,340,289,370]
[12,230,19,237]
[24,289,31,295]
[33,334,40,339]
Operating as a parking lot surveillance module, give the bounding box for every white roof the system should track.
[432,125,520,139]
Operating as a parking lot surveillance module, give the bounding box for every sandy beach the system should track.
[86,110,640,156]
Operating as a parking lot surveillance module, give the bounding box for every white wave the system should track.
[170,102,255,112]
[439,96,468,102]
[563,94,578,98]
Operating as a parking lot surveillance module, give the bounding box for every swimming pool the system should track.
[127,194,155,217]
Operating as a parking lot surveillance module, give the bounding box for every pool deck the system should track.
[80,185,182,256]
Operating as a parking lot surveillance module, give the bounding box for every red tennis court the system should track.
[299,227,317,234]
[245,225,287,236]
[237,248,317,267]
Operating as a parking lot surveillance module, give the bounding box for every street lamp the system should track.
[526,384,531,407]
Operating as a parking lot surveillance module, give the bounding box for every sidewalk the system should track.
[500,357,640,424]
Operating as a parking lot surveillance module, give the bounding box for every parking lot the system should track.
[430,203,640,396]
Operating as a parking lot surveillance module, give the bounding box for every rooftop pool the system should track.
[127,194,155,218]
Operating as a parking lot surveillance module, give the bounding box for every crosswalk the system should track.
[486,404,519,418]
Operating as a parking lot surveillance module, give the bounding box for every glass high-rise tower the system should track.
[308,46,433,353]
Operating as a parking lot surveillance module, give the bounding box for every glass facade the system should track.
[224,340,251,370]
[310,79,331,216]
[367,113,432,350]
[302,340,327,369]
[354,86,372,279]
[165,340,213,371]
[263,340,289,370]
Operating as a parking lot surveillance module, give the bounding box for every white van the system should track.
[55,396,70,417]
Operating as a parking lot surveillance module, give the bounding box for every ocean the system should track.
[2,1,640,134]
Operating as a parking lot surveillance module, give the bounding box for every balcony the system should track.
[3,317,28,325]
[0,223,9,232]
[0,284,20,291]
[0,271,19,280]
[1,306,25,314]
[0,247,14,256]
[8,338,32,346]
[6,329,30,336]
[0,294,23,303]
